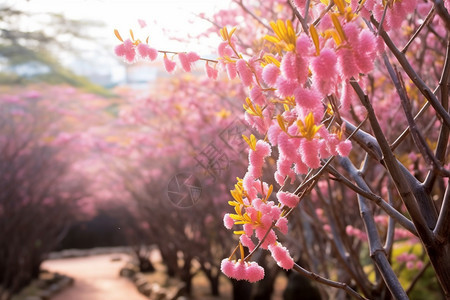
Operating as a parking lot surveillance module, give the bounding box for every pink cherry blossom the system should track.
[269,243,294,270]
[277,191,300,208]
[137,19,147,28]
[223,213,234,229]
[236,59,253,87]
[275,217,288,234]
[115,39,136,63]
[163,54,177,73]
[205,62,218,79]
[262,64,280,87]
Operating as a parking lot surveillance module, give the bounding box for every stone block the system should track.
[137,282,152,297]
[24,297,43,300]
[36,289,52,300]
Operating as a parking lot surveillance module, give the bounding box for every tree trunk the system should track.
[283,271,321,300]
[159,245,177,277]
[425,243,450,298]
[232,279,252,300]
[180,256,193,295]
[210,274,220,296]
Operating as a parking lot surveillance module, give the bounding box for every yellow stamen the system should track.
[297,112,323,140]
[220,27,228,41]
[114,29,123,42]
[229,27,237,39]
[264,185,274,202]
[309,24,320,56]
[262,55,281,68]
[243,97,263,117]
[239,242,245,259]
[277,115,287,133]
[331,13,347,42]
[323,29,342,46]
[265,19,297,52]
[243,134,257,151]
[334,0,346,14]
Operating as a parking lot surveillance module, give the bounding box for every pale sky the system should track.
[5,0,232,83]
[11,0,231,48]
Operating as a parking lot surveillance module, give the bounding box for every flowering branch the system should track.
[113,1,450,296]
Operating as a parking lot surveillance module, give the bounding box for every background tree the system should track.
[99,74,252,296]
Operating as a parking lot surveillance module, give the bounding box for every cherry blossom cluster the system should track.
[114,30,158,63]
[220,259,265,283]
[114,28,218,77]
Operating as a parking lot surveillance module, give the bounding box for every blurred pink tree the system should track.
[0,85,120,298]
[97,75,254,296]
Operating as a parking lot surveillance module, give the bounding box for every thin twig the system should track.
[383,54,450,177]
[304,0,310,24]
[326,163,417,235]
[390,101,431,151]
[315,185,373,294]
[312,2,334,26]
[377,4,389,35]
[159,50,218,63]
[233,0,272,31]
[371,16,450,128]
[401,5,436,53]
[288,0,309,33]
[435,37,450,163]
[292,262,368,300]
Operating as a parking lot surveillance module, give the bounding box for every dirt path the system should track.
[42,253,148,300]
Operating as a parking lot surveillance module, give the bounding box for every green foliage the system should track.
[392,243,442,299]
[0,5,111,96]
